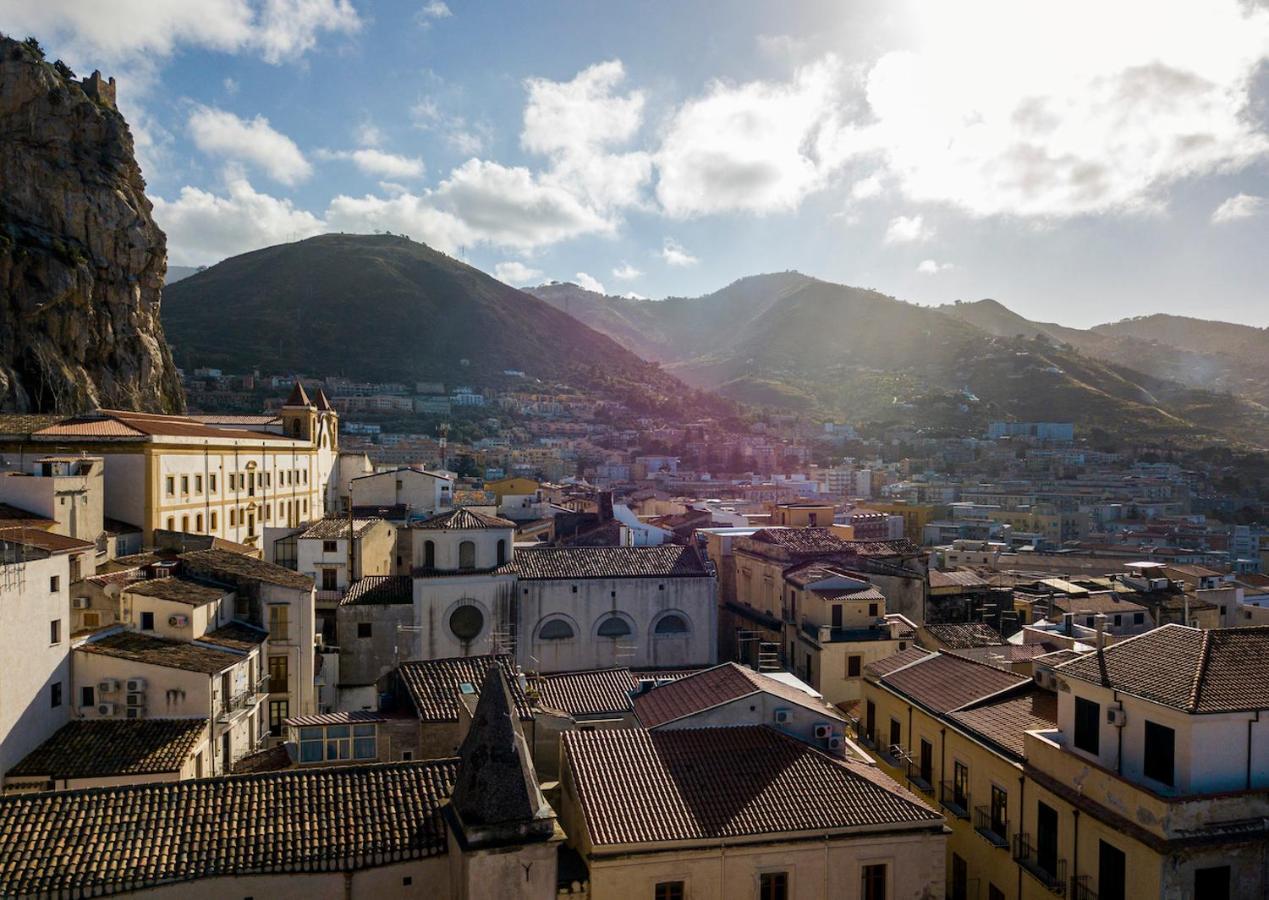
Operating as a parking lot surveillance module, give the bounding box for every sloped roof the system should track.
[922,622,1004,650]
[199,621,268,651]
[1057,624,1269,714]
[0,528,94,554]
[863,646,932,679]
[412,507,515,530]
[562,726,941,846]
[34,410,295,442]
[7,719,207,780]
[76,631,241,675]
[949,686,1058,759]
[122,576,227,606]
[179,548,313,590]
[285,381,312,406]
[341,575,413,606]
[878,652,1026,713]
[0,759,458,896]
[299,517,383,540]
[396,655,533,722]
[533,668,636,717]
[514,545,709,580]
[929,569,989,590]
[633,663,841,729]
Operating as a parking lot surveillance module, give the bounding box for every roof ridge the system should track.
[1188,628,1215,713]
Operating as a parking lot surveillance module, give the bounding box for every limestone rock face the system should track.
[0,35,184,413]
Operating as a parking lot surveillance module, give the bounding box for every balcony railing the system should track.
[216,676,269,723]
[940,780,970,819]
[315,589,344,603]
[910,773,934,794]
[1012,832,1067,894]
[973,805,1009,848]
[1070,875,1097,900]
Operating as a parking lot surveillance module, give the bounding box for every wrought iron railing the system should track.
[973,804,1008,847]
[1012,832,1067,894]
[940,780,970,819]
[1070,875,1097,900]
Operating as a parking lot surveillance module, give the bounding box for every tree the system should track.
[23,36,45,59]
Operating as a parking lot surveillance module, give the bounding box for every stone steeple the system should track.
[284,380,313,408]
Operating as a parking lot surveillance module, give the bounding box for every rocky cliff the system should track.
[0,35,184,413]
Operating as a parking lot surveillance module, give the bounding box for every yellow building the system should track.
[869,501,939,543]
[483,476,540,504]
[770,501,835,527]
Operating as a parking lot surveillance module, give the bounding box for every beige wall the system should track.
[127,857,450,898]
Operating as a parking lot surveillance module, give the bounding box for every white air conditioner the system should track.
[168,614,189,627]
[773,708,792,724]
[1033,669,1057,691]
[813,723,832,740]
[827,735,844,751]
[1107,706,1127,728]
[96,702,116,716]
[72,597,90,610]
[125,706,145,719]
[126,678,147,692]
[97,679,120,694]
[126,693,145,707]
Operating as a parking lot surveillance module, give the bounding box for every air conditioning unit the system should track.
[1033,669,1057,691]
[168,614,189,627]
[813,723,832,740]
[72,597,90,610]
[125,706,145,719]
[773,708,792,724]
[126,693,145,707]
[1107,706,1127,728]
[126,678,147,692]
[827,735,844,751]
[97,679,120,694]
[96,702,116,716]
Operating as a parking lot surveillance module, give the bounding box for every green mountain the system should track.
[161,234,718,417]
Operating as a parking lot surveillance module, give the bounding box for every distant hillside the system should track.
[164,265,202,285]
[162,234,715,416]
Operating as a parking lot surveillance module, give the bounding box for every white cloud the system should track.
[917,259,953,274]
[655,57,859,217]
[223,77,239,95]
[622,291,648,300]
[152,174,325,265]
[574,272,606,294]
[321,148,426,179]
[252,0,359,63]
[493,261,543,284]
[884,214,933,244]
[850,173,884,200]
[660,237,699,266]
[323,191,471,252]
[412,98,492,157]
[417,1,452,23]
[187,107,312,185]
[612,262,642,280]
[1211,193,1266,224]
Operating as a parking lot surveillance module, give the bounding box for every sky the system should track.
[3,0,1268,328]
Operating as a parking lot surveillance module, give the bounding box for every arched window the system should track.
[654,614,689,635]
[458,540,476,570]
[538,619,575,641]
[496,539,507,566]
[449,604,484,642]
[423,540,436,569]
[597,615,632,638]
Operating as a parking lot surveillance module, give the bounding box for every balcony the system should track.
[216,676,269,724]
[940,780,970,820]
[1012,832,1067,894]
[909,773,934,795]
[973,805,1009,848]
[1070,876,1097,900]
[315,589,344,603]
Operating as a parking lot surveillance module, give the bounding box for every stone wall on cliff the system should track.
[0,35,184,413]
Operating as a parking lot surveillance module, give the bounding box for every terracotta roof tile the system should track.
[77,631,242,675]
[340,575,413,606]
[563,726,941,846]
[863,646,932,679]
[123,576,228,606]
[0,527,94,554]
[0,502,56,528]
[300,517,383,540]
[922,623,1004,649]
[879,653,1026,713]
[1057,624,1269,713]
[533,668,636,717]
[412,507,515,530]
[514,545,709,580]
[179,548,313,590]
[949,687,1058,759]
[0,759,457,895]
[7,719,207,780]
[396,655,533,722]
[633,663,841,728]
[199,621,268,651]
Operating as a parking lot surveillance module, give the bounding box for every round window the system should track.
[449,604,484,641]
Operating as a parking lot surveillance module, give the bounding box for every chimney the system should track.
[598,490,614,522]
[1063,612,1074,636]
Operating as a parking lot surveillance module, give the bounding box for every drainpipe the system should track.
[940,726,946,800]
[1072,808,1080,895]
[1017,773,1026,899]
[1115,690,1123,776]
[1249,711,1260,790]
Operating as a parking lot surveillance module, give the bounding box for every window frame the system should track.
[1073,695,1100,755]
[1143,719,1175,787]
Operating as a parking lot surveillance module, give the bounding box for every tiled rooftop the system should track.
[299,517,382,540]
[922,622,1004,649]
[929,569,989,590]
[878,652,1027,713]
[862,646,932,679]
[533,668,636,717]
[563,726,941,846]
[6,719,207,780]
[1057,624,1269,714]
[198,621,268,651]
[397,655,533,722]
[633,663,840,728]
[33,409,296,443]
[77,630,243,675]
[0,527,94,554]
[514,545,709,580]
[340,575,413,606]
[0,759,458,896]
[180,547,313,590]
[412,507,515,530]
[950,686,1059,760]
[123,576,228,607]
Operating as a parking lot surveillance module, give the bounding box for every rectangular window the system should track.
[847,655,862,677]
[49,575,60,593]
[353,723,377,759]
[196,513,204,531]
[210,511,218,529]
[889,718,901,753]
[325,724,352,761]
[920,738,933,785]
[951,853,967,900]
[49,619,60,644]
[195,474,203,493]
[268,655,288,693]
[50,682,62,708]
[166,476,175,496]
[322,569,338,591]
[323,540,338,553]
[1098,840,1126,900]
[990,784,1008,836]
[80,685,94,708]
[654,882,684,900]
[229,509,236,527]
[865,700,875,740]
[1144,720,1175,786]
[140,611,154,630]
[1037,801,1059,877]
[209,473,217,493]
[269,699,289,737]
[180,475,189,494]
[759,872,788,900]
[1133,612,1144,624]
[953,760,969,808]
[299,725,323,761]
[868,602,879,617]
[861,864,886,900]
[166,516,175,531]
[1074,696,1100,755]
[268,605,289,641]
[83,612,99,628]
[1194,866,1231,900]
[181,515,189,532]
[358,622,372,638]
[831,604,843,628]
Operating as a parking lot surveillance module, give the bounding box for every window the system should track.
[759,872,787,900]
[322,569,338,591]
[990,784,1008,836]
[1037,801,1059,877]
[195,474,203,493]
[357,622,373,639]
[861,864,886,900]
[166,476,175,496]
[229,509,237,527]
[868,602,879,617]
[269,699,288,737]
[196,513,204,531]
[865,700,876,741]
[50,682,62,708]
[49,575,60,592]
[181,475,189,494]
[953,760,970,808]
[268,656,288,693]
[423,540,436,569]
[1098,840,1126,900]
[1074,696,1100,755]
[140,611,155,631]
[353,723,376,759]
[1194,866,1231,900]
[1133,612,1144,625]
[831,604,843,628]
[847,655,862,677]
[211,511,218,529]
[1144,720,1175,786]
[299,724,375,762]
[889,718,901,753]
[654,614,689,635]
[538,619,575,640]
[268,605,289,640]
[951,853,967,900]
[450,604,484,641]
[209,473,217,493]
[458,540,476,569]
[497,539,507,566]
[920,738,933,786]
[323,540,337,553]
[83,612,100,628]
[654,882,684,900]
[49,619,60,644]
[181,515,189,532]
[80,685,94,708]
